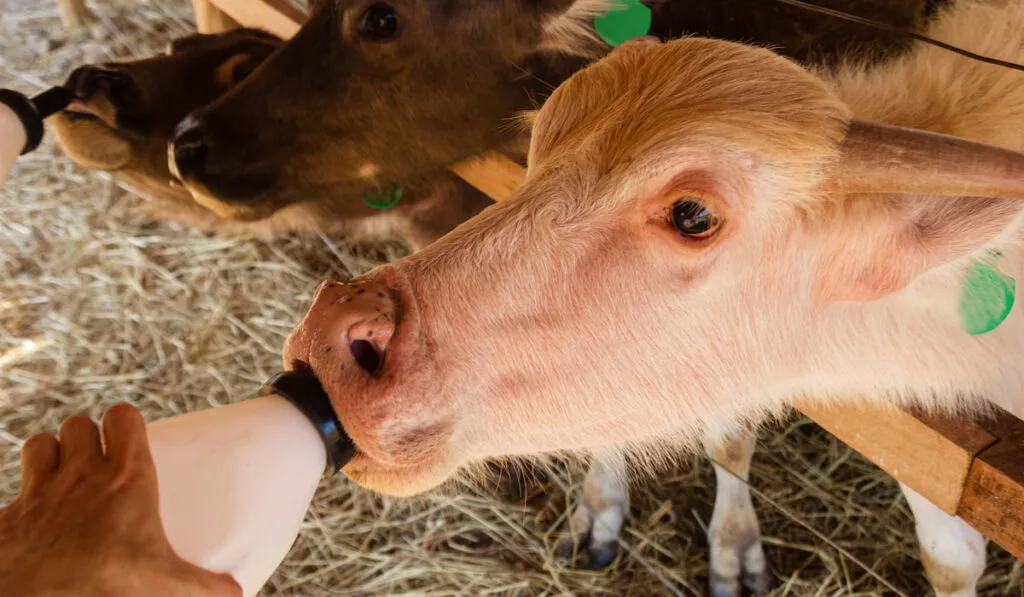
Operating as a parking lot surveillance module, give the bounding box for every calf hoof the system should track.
[555,534,620,569]
[709,559,775,597]
[553,491,627,570]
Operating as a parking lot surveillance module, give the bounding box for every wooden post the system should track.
[206,0,303,38]
[449,151,526,203]
[57,0,95,29]
[192,0,241,34]
[794,400,997,514]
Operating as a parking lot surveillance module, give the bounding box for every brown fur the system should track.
[49,27,492,248]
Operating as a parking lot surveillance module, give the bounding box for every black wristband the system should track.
[0,90,43,155]
[260,370,356,477]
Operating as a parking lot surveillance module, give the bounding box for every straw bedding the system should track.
[1,0,1021,594]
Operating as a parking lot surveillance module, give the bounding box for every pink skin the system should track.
[283,154,821,496]
[284,33,1024,498]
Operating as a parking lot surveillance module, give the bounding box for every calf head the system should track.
[168,0,607,221]
[285,38,1024,497]
[51,27,282,203]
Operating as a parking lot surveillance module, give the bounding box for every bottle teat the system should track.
[260,370,356,475]
[0,86,73,155]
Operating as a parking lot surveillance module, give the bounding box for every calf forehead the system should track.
[530,38,851,185]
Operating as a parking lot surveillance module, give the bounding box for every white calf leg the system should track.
[555,447,629,569]
[706,431,772,597]
[900,483,986,597]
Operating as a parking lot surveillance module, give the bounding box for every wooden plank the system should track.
[208,0,305,39]
[449,151,527,203]
[795,399,996,515]
[192,0,241,34]
[958,407,1024,560]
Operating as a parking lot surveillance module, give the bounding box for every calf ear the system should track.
[165,28,283,56]
[165,32,219,56]
[814,121,1024,304]
[815,195,1023,304]
[526,0,616,57]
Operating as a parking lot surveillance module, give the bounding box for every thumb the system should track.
[172,560,244,597]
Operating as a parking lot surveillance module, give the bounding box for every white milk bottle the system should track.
[146,371,354,597]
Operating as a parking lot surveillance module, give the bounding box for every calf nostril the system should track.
[87,67,132,95]
[172,124,208,177]
[350,340,381,374]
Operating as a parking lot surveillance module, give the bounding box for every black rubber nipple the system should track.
[0,86,73,155]
[260,370,357,476]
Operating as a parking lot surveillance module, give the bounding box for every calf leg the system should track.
[900,483,986,597]
[57,0,94,28]
[555,447,629,569]
[706,431,773,597]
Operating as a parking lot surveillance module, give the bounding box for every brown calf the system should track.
[50,27,491,248]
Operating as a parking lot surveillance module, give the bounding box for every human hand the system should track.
[0,404,241,597]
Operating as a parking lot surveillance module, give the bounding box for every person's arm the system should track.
[0,404,242,597]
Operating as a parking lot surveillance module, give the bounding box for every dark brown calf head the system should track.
[51,27,283,203]
[168,0,600,221]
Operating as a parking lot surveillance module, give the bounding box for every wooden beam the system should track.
[794,400,996,515]
[449,151,527,203]
[207,0,304,38]
[958,408,1024,560]
[192,0,241,34]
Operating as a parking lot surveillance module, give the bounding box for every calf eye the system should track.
[359,4,400,39]
[671,199,721,239]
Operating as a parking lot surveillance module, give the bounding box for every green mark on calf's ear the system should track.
[959,249,1016,335]
[594,0,652,47]
[360,184,404,209]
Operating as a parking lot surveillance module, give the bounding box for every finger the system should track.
[101,403,154,471]
[57,415,103,468]
[20,433,59,486]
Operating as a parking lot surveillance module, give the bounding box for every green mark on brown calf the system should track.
[593,0,652,47]
[361,184,404,209]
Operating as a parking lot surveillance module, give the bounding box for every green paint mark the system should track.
[360,184,404,209]
[959,249,1016,335]
[593,0,652,47]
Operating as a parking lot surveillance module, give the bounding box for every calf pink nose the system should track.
[326,280,396,374]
